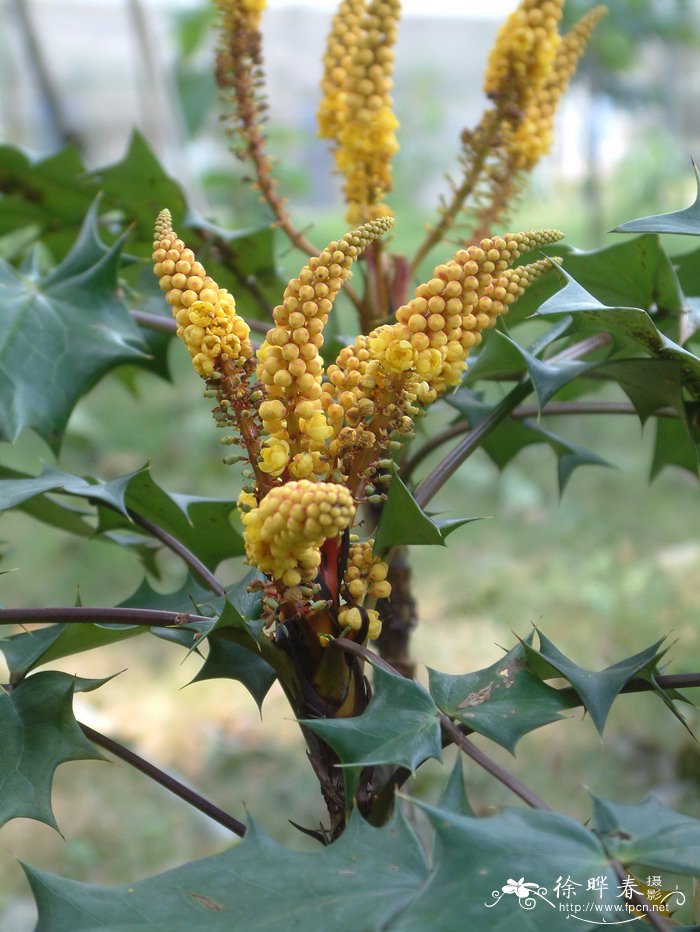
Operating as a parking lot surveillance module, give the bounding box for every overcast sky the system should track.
[268,0,519,13]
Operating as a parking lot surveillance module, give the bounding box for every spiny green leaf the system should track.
[591,793,700,875]
[534,264,700,396]
[116,470,245,570]
[437,758,474,818]
[613,161,700,236]
[594,358,687,424]
[0,213,146,449]
[302,665,442,773]
[190,628,276,710]
[0,465,94,539]
[24,809,429,931]
[495,331,598,410]
[374,468,477,551]
[0,672,103,830]
[523,631,670,734]
[0,464,142,516]
[0,145,90,256]
[0,464,246,570]
[651,413,700,480]
[394,800,616,931]
[447,390,610,493]
[561,235,685,313]
[428,641,578,753]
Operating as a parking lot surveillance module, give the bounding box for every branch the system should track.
[333,639,700,825]
[12,0,78,148]
[0,606,212,626]
[401,402,679,481]
[126,511,226,598]
[413,333,613,508]
[80,721,247,837]
[414,380,531,508]
[440,714,550,809]
[334,636,398,674]
[129,310,176,334]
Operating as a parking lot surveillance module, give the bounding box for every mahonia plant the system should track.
[148,0,601,833]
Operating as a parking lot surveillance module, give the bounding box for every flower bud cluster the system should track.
[508,6,606,171]
[322,230,563,463]
[343,540,391,602]
[256,218,394,479]
[152,210,252,379]
[338,605,382,641]
[484,0,564,113]
[241,480,356,587]
[318,0,401,225]
[317,0,365,143]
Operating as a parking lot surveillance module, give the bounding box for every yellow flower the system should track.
[385,339,418,373]
[259,437,291,476]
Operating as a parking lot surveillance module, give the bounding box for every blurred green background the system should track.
[2,0,700,927]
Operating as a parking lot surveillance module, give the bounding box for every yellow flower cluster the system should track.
[508,6,607,171]
[318,0,401,225]
[152,210,252,379]
[484,0,564,112]
[241,480,355,587]
[322,230,563,457]
[338,605,382,641]
[343,540,391,602]
[317,0,365,143]
[256,217,394,480]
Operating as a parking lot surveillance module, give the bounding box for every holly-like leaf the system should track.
[394,800,617,930]
[494,331,598,410]
[0,465,95,539]
[0,465,245,570]
[190,628,277,710]
[437,758,474,818]
[0,146,91,257]
[302,665,442,773]
[0,464,141,517]
[651,413,700,480]
[447,390,610,493]
[534,264,700,396]
[523,631,671,734]
[428,641,578,753]
[24,809,429,931]
[591,793,700,875]
[374,469,477,551]
[595,358,688,424]
[0,672,103,830]
[107,470,246,570]
[613,161,700,236]
[0,210,147,449]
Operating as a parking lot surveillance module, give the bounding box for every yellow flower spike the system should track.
[317,0,366,144]
[333,0,401,224]
[324,228,564,486]
[484,0,564,113]
[508,6,607,171]
[242,480,355,588]
[255,217,394,469]
[152,209,252,378]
